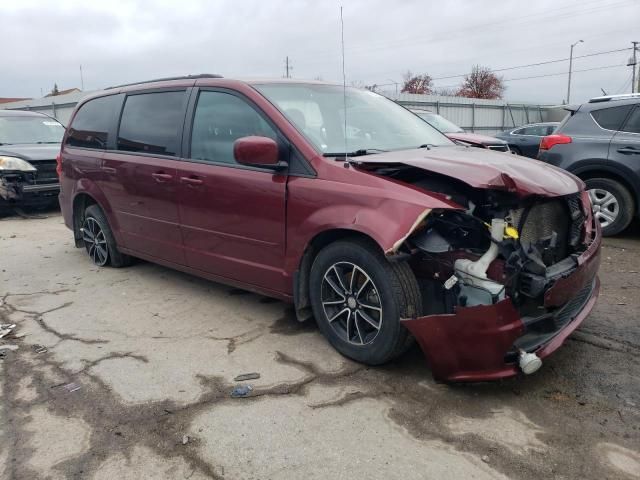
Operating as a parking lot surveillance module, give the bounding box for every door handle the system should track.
[617,147,640,155]
[180,176,204,186]
[151,172,173,182]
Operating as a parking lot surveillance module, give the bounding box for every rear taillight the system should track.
[56,153,62,177]
[539,134,572,151]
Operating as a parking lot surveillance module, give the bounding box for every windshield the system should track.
[414,111,464,134]
[0,115,64,145]
[254,84,453,154]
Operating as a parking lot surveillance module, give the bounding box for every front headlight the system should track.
[0,156,36,172]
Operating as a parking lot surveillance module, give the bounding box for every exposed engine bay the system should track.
[363,164,596,373]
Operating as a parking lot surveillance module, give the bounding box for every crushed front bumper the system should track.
[402,221,602,382]
[0,175,60,207]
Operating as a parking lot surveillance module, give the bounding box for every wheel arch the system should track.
[71,185,119,248]
[571,164,639,214]
[293,228,384,323]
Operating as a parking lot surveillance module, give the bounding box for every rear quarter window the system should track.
[591,105,634,131]
[66,95,121,149]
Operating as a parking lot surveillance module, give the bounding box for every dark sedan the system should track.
[496,122,559,158]
[0,110,63,210]
[412,109,510,152]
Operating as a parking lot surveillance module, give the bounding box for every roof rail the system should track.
[105,74,223,90]
[588,93,640,103]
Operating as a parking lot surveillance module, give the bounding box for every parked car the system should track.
[58,76,601,382]
[496,122,559,158]
[411,109,510,152]
[538,94,640,236]
[0,110,64,210]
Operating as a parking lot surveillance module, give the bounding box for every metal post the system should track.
[471,103,475,133]
[567,40,583,103]
[538,106,543,122]
[436,100,440,114]
[524,105,530,124]
[507,104,515,126]
[52,102,57,119]
[501,104,505,130]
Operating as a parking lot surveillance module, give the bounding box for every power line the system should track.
[503,64,626,82]
[380,64,628,91]
[369,47,631,88]
[428,48,631,81]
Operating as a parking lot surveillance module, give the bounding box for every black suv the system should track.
[538,94,640,236]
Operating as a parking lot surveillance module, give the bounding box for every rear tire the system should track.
[584,178,634,236]
[510,146,522,156]
[309,238,421,365]
[82,205,132,267]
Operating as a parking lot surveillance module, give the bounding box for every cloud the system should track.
[2,0,638,103]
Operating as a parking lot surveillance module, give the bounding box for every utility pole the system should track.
[567,39,583,103]
[284,56,292,78]
[631,41,638,94]
[79,64,84,90]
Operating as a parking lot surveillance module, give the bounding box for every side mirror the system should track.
[233,136,282,168]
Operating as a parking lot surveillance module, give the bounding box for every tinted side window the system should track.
[522,125,546,136]
[512,128,524,135]
[591,105,634,131]
[117,91,186,156]
[190,91,277,165]
[66,95,120,149]
[621,107,640,134]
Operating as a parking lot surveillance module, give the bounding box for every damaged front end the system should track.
[0,156,60,209]
[367,164,601,382]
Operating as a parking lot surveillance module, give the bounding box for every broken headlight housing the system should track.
[0,156,36,172]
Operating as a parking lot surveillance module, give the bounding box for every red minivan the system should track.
[58,75,601,382]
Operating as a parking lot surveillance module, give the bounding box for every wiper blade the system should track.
[35,141,60,144]
[322,148,387,158]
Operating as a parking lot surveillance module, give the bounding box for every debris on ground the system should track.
[0,344,19,352]
[0,324,16,339]
[231,385,253,398]
[182,435,190,445]
[481,455,490,463]
[32,344,48,354]
[61,382,81,393]
[234,372,260,382]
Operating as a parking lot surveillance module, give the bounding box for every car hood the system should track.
[0,144,60,162]
[446,132,506,146]
[356,146,582,197]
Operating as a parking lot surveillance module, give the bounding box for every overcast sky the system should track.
[2,0,639,104]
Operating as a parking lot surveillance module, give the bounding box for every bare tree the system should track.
[401,71,433,94]
[457,65,505,99]
[50,83,60,96]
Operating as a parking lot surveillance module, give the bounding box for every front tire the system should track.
[585,178,634,236]
[309,238,421,365]
[81,205,131,267]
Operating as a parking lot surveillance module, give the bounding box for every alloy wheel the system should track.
[321,262,383,346]
[81,217,109,266]
[588,188,619,228]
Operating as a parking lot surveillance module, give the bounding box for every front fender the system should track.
[285,176,459,274]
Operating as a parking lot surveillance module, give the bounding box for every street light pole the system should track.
[567,39,583,103]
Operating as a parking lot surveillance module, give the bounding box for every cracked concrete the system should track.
[1,211,639,479]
